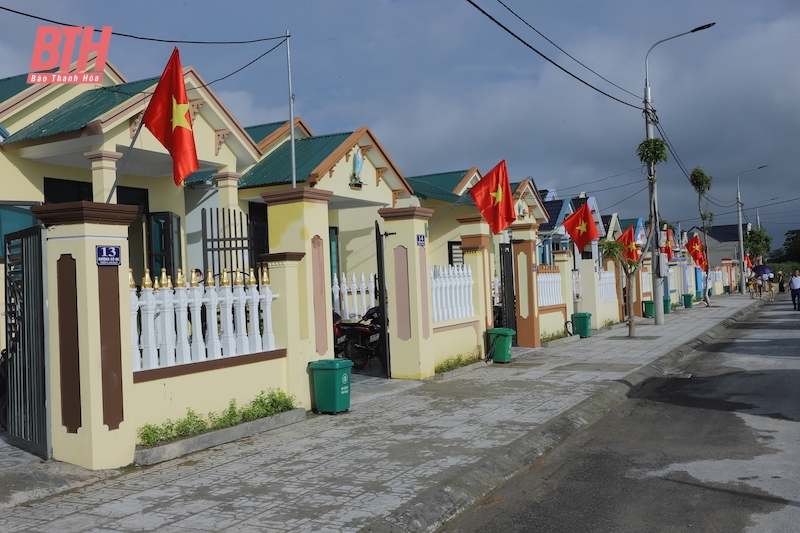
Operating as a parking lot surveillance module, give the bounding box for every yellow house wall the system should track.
[335,206,380,276]
[423,201,474,266]
[430,318,483,366]
[540,310,567,337]
[131,358,288,431]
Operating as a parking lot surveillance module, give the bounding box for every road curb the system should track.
[360,299,763,533]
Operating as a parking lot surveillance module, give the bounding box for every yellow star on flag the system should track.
[577,221,587,235]
[627,241,637,252]
[692,243,701,252]
[172,96,192,132]
[489,183,503,205]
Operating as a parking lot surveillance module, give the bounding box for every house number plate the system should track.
[96,245,121,266]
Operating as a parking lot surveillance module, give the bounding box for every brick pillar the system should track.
[261,189,334,403]
[457,215,493,331]
[32,202,139,470]
[511,223,540,348]
[84,150,123,203]
[378,207,434,379]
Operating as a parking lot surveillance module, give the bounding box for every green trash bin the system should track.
[724,285,730,294]
[643,300,654,318]
[663,297,671,314]
[572,312,592,338]
[683,294,693,308]
[695,290,702,299]
[308,359,354,414]
[487,328,515,363]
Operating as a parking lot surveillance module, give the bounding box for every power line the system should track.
[0,5,285,44]
[495,0,640,100]
[463,0,643,111]
[551,166,644,193]
[601,186,648,210]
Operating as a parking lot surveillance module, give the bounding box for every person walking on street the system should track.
[767,273,776,301]
[790,270,800,311]
[778,271,786,293]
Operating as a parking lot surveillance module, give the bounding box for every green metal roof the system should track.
[619,218,643,231]
[183,169,216,186]
[239,132,352,188]
[405,170,469,194]
[406,177,474,205]
[0,72,35,105]
[244,121,286,143]
[1,76,159,145]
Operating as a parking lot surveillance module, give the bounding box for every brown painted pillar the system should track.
[511,223,540,348]
[32,201,139,470]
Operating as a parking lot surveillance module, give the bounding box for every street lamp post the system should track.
[644,22,715,325]
[737,165,769,293]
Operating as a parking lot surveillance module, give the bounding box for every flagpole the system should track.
[286,30,297,189]
[106,120,144,203]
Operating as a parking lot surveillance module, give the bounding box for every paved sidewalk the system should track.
[0,294,762,532]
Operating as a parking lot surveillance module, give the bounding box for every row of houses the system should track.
[0,56,744,470]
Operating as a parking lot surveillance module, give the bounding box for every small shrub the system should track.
[137,389,298,447]
[435,353,482,374]
[541,329,569,343]
[603,319,617,327]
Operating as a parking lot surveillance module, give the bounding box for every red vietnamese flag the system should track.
[142,47,199,186]
[468,160,516,234]
[744,254,753,270]
[686,234,705,266]
[562,201,599,251]
[661,228,675,261]
[616,225,639,262]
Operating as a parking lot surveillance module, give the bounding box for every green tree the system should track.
[600,239,641,338]
[689,167,713,306]
[769,229,800,262]
[744,227,772,262]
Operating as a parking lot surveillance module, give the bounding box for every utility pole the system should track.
[644,22,714,325]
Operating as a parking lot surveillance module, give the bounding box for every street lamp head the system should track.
[691,23,716,33]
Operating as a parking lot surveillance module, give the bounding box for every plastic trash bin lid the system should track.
[308,359,354,370]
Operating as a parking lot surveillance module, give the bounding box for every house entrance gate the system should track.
[498,242,517,345]
[3,225,49,457]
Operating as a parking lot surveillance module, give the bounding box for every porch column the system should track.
[576,256,601,329]
[84,150,123,203]
[32,201,139,470]
[260,252,308,409]
[511,223,540,348]
[261,188,333,367]
[213,172,242,211]
[378,207,434,379]
[457,215,493,332]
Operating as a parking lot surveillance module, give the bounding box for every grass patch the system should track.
[137,388,297,447]
[603,319,618,327]
[435,353,482,374]
[541,329,569,343]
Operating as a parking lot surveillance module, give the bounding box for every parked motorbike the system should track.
[333,307,386,370]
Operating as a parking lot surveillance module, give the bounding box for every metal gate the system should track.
[374,221,390,378]
[498,243,517,343]
[201,208,265,282]
[4,225,49,457]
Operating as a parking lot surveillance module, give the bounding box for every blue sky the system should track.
[1,0,798,249]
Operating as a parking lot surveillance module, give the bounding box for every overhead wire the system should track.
[550,166,644,193]
[495,0,640,100]
[0,5,285,44]
[463,0,643,111]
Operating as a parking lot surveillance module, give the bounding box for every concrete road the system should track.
[443,299,800,533]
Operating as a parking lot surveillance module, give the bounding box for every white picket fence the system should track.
[537,265,563,307]
[333,272,376,319]
[431,264,475,322]
[130,268,278,372]
[598,270,618,303]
